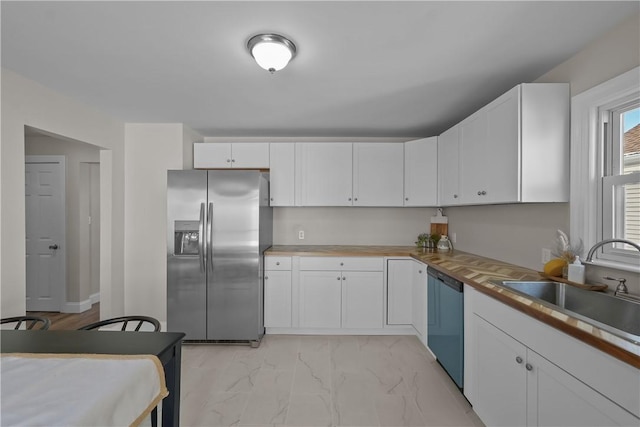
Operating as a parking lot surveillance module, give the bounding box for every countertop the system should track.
[266,245,640,368]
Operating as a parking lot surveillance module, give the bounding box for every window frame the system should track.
[570,66,640,273]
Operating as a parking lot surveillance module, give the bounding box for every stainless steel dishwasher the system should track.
[427,268,464,390]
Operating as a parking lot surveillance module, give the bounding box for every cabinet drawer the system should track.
[299,256,383,271]
[265,256,292,270]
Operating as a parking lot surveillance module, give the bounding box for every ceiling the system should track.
[2,1,638,138]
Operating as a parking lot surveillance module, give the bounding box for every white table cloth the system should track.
[1,353,168,427]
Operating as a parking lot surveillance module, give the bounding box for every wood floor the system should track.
[27,303,100,330]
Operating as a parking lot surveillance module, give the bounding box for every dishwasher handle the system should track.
[428,268,463,293]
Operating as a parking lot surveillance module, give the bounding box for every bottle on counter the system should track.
[567,257,585,284]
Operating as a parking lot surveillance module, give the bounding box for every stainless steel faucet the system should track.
[585,238,640,263]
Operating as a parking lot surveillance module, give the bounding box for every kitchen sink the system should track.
[493,280,640,344]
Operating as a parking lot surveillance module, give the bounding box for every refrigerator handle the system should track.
[199,202,205,272]
[208,202,214,271]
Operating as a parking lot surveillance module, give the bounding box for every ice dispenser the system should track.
[174,220,200,256]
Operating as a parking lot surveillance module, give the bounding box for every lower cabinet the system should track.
[264,270,292,328]
[299,271,342,328]
[473,314,639,427]
[411,262,427,338]
[387,259,414,325]
[298,270,383,329]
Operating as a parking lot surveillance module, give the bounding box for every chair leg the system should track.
[151,407,157,427]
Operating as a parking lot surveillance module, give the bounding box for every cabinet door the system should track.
[231,143,269,168]
[437,125,461,205]
[299,271,342,328]
[474,315,527,427]
[404,137,438,206]
[264,270,292,328]
[387,259,413,325]
[411,263,427,338]
[353,143,404,206]
[295,143,353,206]
[527,350,640,427]
[459,111,487,204]
[342,271,383,329]
[193,143,232,168]
[269,143,295,206]
[484,87,519,203]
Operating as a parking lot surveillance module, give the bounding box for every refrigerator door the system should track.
[207,170,263,341]
[167,170,207,340]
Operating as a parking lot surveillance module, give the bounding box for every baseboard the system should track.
[90,292,100,304]
[61,299,92,313]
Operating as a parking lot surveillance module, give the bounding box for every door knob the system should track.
[525,363,533,371]
[49,244,59,250]
[515,356,523,364]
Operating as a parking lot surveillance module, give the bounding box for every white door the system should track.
[341,271,383,328]
[353,143,404,206]
[411,263,427,338]
[25,156,65,311]
[459,110,488,204]
[437,125,461,205]
[299,270,342,328]
[231,143,270,168]
[404,138,438,206]
[193,143,232,168]
[387,259,413,325]
[264,270,292,328]
[295,143,353,206]
[269,143,295,206]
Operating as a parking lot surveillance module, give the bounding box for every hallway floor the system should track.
[180,334,484,427]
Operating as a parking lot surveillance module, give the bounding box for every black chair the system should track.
[78,315,161,332]
[1,315,51,330]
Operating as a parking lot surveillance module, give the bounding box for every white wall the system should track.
[0,69,125,318]
[123,123,185,321]
[25,135,100,309]
[447,13,640,289]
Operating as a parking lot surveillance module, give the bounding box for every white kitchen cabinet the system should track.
[264,270,292,328]
[411,262,427,340]
[474,314,528,426]
[386,259,413,325]
[471,290,640,426]
[269,143,295,206]
[404,137,438,206]
[295,143,353,206]
[353,143,404,206]
[443,83,569,206]
[194,142,269,169]
[437,126,460,205]
[264,256,293,328]
[299,270,343,328]
[341,271,383,329]
[474,314,638,427]
[298,256,384,329]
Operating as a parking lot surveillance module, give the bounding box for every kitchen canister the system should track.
[437,235,452,252]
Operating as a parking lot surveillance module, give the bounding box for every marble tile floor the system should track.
[180,335,484,427]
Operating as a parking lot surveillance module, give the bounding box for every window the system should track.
[601,101,640,261]
[571,67,640,272]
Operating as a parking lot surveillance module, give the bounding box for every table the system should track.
[0,330,185,427]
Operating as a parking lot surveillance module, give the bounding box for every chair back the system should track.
[1,316,51,330]
[79,315,161,332]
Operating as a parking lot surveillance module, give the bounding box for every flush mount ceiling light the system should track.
[247,33,297,73]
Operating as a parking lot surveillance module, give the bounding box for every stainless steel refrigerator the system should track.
[167,170,272,345]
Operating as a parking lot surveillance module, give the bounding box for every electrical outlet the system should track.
[298,230,305,240]
[542,248,552,264]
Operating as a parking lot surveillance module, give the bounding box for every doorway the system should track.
[24,126,101,314]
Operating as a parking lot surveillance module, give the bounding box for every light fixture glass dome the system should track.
[247,34,296,73]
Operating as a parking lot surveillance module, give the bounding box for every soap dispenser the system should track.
[437,235,452,252]
[567,257,585,284]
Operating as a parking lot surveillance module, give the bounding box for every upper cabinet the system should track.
[404,137,438,206]
[438,125,460,205]
[269,143,295,206]
[295,143,353,206]
[193,142,269,169]
[353,143,404,206]
[295,142,405,207]
[440,83,570,206]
